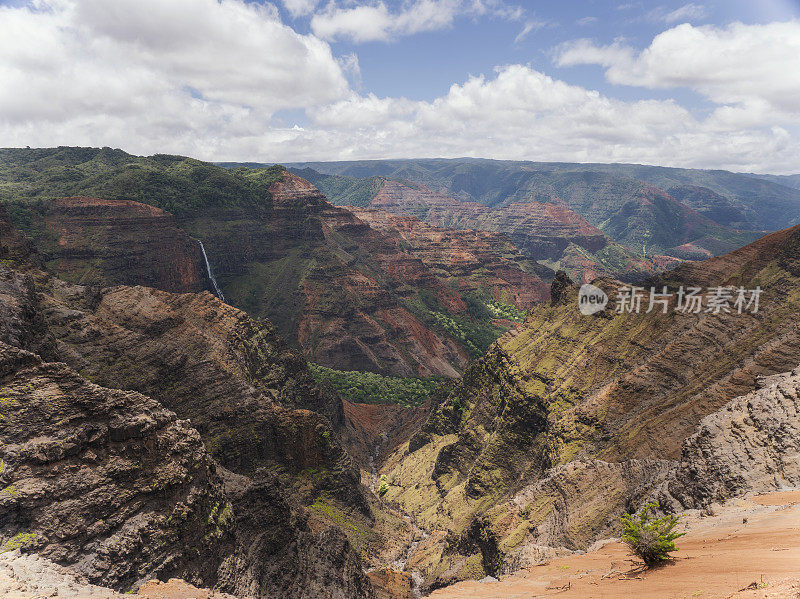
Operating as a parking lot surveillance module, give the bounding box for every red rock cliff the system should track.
[43,196,206,292]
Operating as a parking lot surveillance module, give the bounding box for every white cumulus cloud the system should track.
[294,64,799,172]
[555,21,800,128]
[310,0,522,43]
[0,3,799,173]
[0,0,350,153]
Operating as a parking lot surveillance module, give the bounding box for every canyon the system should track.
[353,178,659,283]
[1,147,800,599]
[290,159,785,274]
[0,149,553,378]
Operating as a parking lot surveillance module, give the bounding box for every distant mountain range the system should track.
[746,172,800,190]
[282,158,800,230]
[276,158,800,275]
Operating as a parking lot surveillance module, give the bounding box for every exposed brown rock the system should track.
[549,270,575,305]
[367,569,416,599]
[342,400,430,466]
[380,224,800,589]
[367,179,656,283]
[0,251,375,597]
[0,342,233,590]
[667,366,800,508]
[155,172,475,377]
[0,339,376,599]
[41,197,206,292]
[8,172,554,377]
[348,208,549,305]
[33,279,361,507]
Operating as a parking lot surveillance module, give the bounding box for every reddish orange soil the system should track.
[135,578,239,599]
[430,491,800,599]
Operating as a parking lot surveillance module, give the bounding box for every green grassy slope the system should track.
[0,147,284,218]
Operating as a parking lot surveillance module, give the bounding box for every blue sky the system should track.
[274,0,800,117]
[1,0,799,171]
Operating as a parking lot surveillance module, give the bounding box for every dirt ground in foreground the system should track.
[430,490,800,599]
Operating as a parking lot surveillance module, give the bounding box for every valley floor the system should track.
[430,490,800,599]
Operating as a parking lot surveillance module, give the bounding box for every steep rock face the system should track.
[386,362,800,590]
[367,179,656,283]
[0,342,233,591]
[668,367,800,508]
[0,255,377,598]
[0,340,375,599]
[348,208,549,305]
[0,260,54,359]
[4,162,552,376]
[547,181,753,259]
[181,172,519,376]
[33,280,360,506]
[499,459,674,554]
[470,359,800,575]
[0,204,36,267]
[218,471,376,599]
[487,225,800,466]
[41,197,206,292]
[342,400,430,467]
[381,224,800,589]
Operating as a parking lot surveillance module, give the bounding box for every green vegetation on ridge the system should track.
[289,167,384,207]
[0,146,285,218]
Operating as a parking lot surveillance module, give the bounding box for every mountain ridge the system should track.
[376,221,800,590]
[284,160,777,273]
[0,148,554,377]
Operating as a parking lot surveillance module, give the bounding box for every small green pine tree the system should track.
[620,502,685,566]
[378,474,389,497]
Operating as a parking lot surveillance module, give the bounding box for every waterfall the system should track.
[197,239,225,302]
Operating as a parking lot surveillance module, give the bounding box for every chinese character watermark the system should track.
[578,285,762,315]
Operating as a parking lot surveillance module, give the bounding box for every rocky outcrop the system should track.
[0,342,233,590]
[0,204,36,267]
[484,457,676,577]
[668,367,800,508]
[217,470,376,599]
[387,360,800,587]
[5,167,557,377]
[41,197,207,292]
[380,224,800,589]
[0,244,376,598]
[367,569,416,599]
[0,340,375,598]
[28,277,362,508]
[176,172,513,376]
[498,361,800,569]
